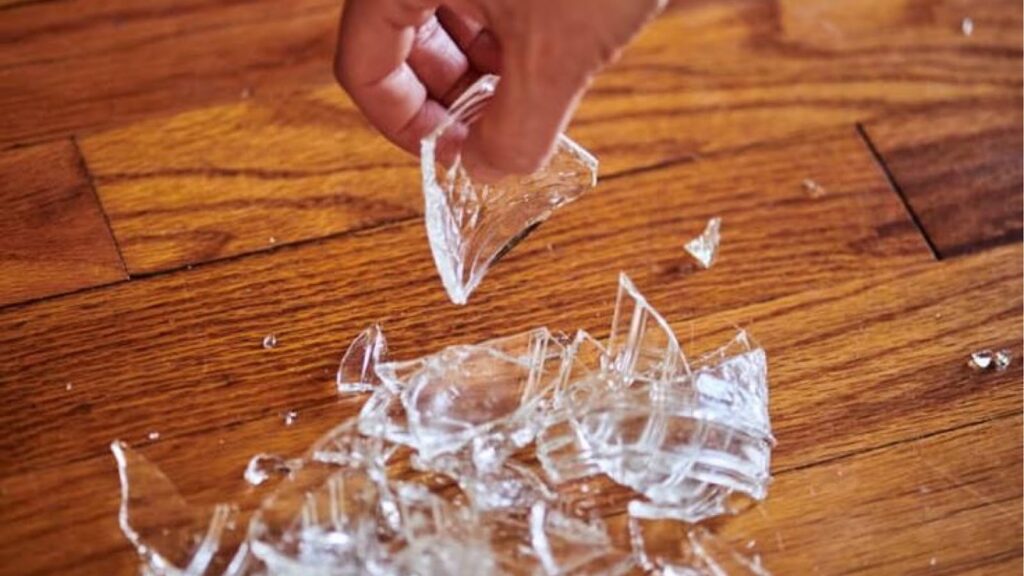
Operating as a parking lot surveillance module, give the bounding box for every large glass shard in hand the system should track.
[421,74,598,305]
[111,441,246,576]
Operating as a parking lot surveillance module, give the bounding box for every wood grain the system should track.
[863,104,1024,258]
[0,0,339,147]
[75,0,1022,273]
[0,127,934,476]
[0,139,126,307]
[0,240,1017,574]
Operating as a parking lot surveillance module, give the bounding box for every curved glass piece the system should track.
[111,441,247,576]
[421,74,598,305]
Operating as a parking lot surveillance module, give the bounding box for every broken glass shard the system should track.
[969,348,1014,372]
[381,328,555,460]
[684,217,721,269]
[961,17,973,36]
[247,463,388,572]
[968,349,993,370]
[607,273,687,383]
[485,503,632,575]
[249,461,493,575]
[629,519,770,575]
[337,324,388,394]
[310,419,398,469]
[419,453,554,511]
[590,346,773,521]
[111,272,774,574]
[244,453,302,486]
[421,74,598,305]
[357,385,414,446]
[535,407,601,485]
[528,502,633,575]
[282,410,298,427]
[802,179,826,198]
[262,334,278,350]
[112,441,245,575]
[994,349,1013,371]
[544,275,772,523]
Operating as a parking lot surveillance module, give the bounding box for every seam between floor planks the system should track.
[855,123,941,260]
[774,409,1021,476]
[71,136,129,278]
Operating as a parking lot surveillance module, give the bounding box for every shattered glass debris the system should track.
[969,349,1013,372]
[244,453,303,486]
[379,327,555,461]
[961,17,973,36]
[112,273,773,575]
[283,410,298,427]
[684,217,722,269]
[337,324,388,394]
[112,441,249,575]
[802,179,827,198]
[262,334,278,350]
[420,74,599,305]
[630,519,770,576]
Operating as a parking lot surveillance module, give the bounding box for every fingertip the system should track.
[461,123,554,182]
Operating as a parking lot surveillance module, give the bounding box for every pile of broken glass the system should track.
[113,274,774,575]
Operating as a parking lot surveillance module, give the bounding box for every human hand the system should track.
[334,0,666,180]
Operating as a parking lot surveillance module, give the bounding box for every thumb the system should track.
[460,51,590,181]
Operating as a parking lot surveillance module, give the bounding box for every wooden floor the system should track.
[0,0,1021,574]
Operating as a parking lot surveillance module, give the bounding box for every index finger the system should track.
[334,0,446,155]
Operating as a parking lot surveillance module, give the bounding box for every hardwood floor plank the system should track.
[863,103,1024,258]
[0,139,126,307]
[77,0,1022,272]
[720,414,1023,575]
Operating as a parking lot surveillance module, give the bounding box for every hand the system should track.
[334,0,665,180]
